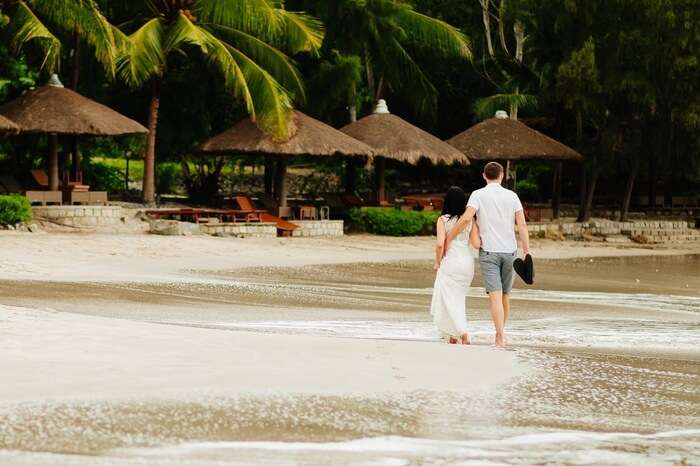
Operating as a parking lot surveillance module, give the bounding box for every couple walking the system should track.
[431,162,530,347]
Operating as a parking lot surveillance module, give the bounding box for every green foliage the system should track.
[347,207,440,236]
[157,163,182,194]
[83,160,124,193]
[0,195,32,225]
[556,38,601,115]
[515,179,539,202]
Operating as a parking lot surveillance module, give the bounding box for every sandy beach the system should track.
[1,231,699,465]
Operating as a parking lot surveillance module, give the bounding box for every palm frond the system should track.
[395,9,472,60]
[116,18,167,88]
[278,10,323,56]
[225,43,295,141]
[474,93,538,120]
[28,0,119,77]
[165,12,255,117]
[375,34,437,117]
[194,0,284,38]
[207,24,305,102]
[6,1,61,72]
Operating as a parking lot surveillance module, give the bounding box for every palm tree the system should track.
[4,0,121,81]
[117,0,322,204]
[311,0,471,118]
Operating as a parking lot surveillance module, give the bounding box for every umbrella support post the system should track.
[375,156,386,205]
[71,136,81,183]
[345,160,357,194]
[552,161,563,219]
[276,157,288,208]
[48,134,59,191]
[264,156,275,196]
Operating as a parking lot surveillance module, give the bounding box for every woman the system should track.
[431,186,480,344]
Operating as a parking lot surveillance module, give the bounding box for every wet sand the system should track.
[1,232,699,465]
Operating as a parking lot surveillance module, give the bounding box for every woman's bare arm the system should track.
[469,221,481,249]
[444,206,477,248]
[434,217,446,270]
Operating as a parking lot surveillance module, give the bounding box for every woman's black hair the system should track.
[441,186,467,219]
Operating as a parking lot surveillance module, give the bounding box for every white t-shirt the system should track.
[467,182,523,253]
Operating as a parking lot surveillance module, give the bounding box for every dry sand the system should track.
[1,231,698,283]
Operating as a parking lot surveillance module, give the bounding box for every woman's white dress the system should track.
[430,215,475,338]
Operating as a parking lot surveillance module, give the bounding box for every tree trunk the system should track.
[264,156,275,196]
[663,120,675,208]
[648,149,657,208]
[142,79,160,205]
[71,136,81,182]
[374,156,386,204]
[365,46,376,102]
[497,0,510,55]
[48,134,59,191]
[620,154,639,221]
[479,0,495,57]
[275,157,288,207]
[552,161,563,219]
[575,109,586,221]
[345,102,358,194]
[582,156,599,222]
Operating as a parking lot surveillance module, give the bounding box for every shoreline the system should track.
[1,231,699,284]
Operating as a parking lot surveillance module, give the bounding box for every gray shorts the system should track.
[479,249,517,294]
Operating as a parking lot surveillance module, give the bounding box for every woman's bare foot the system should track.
[461,333,471,345]
[448,336,459,344]
[495,332,506,347]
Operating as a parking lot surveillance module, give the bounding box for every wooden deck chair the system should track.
[260,213,298,236]
[0,175,23,194]
[227,196,266,222]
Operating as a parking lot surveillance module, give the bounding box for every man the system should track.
[444,162,529,347]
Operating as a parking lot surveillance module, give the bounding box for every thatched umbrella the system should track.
[199,110,375,207]
[446,111,582,162]
[0,115,19,135]
[341,100,468,203]
[0,74,148,190]
[447,110,582,217]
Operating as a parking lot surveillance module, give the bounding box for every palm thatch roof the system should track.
[199,110,375,158]
[447,114,582,161]
[0,75,148,136]
[0,114,19,135]
[340,100,468,165]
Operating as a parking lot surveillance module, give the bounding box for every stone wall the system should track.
[527,219,699,243]
[291,220,344,237]
[200,222,277,238]
[32,206,123,228]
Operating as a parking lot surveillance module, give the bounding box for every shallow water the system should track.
[1,255,699,465]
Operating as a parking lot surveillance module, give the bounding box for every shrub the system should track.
[347,207,441,236]
[84,161,124,193]
[157,163,182,195]
[0,194,32,225]
[515,179,539,202]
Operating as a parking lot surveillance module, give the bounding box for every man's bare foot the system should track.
[448,336,459,344]
[461,334,471,345]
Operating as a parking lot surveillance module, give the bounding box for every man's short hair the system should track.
[484,162,504,180]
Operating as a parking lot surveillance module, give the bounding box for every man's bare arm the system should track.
[515,210,530,255]
[445,206,477,244]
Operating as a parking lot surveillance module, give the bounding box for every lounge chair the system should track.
[0,175,23,194]
[226,196,266,222]
[30,168,108,205]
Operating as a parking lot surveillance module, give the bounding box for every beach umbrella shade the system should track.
[340,100,468,204]
[198,110,375,207]
[446,110,582,217]
[0,74,148,190]
[446,111,582,162]
[0,114,19,135]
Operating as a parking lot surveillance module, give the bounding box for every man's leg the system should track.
[502,293,511,325]
[500,252,516,345]
[488,290,506,346]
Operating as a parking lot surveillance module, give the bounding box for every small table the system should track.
[294,205,317,220]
